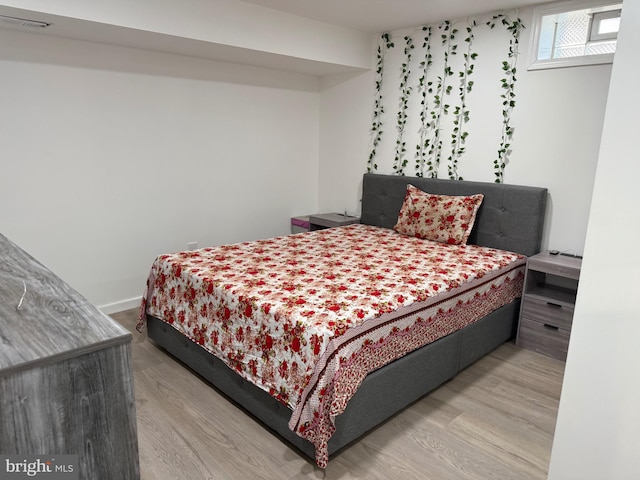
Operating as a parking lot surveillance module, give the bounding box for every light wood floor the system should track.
[112,309,565,480]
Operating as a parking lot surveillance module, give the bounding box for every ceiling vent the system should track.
[0,14,51,29]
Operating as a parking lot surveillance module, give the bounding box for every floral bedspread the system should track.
[138,224,526,467]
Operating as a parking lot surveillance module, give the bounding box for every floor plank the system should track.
[111,309,564,480]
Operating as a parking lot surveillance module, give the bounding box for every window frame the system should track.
[527,0,622,71]
[589,9,622,42]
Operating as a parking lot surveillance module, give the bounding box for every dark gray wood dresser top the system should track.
[0,233,130,376]
[0,233,140,478]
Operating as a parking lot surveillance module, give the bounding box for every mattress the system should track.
[138,224,526,466]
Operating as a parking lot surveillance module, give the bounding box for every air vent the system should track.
[0,14,51,29]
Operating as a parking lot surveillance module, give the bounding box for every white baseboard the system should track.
[99,296,142,315]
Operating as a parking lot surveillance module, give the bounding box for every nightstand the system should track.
[309,213,359,231]
[516,251,582,361]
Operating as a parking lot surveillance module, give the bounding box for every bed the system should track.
[138,173,547,468]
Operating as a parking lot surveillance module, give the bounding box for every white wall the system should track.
[319,71,374,215]
[0,28,320,311]
[548,0,640,477]
[318,4,611,254]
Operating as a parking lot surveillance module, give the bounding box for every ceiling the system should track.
[240,0,552,32]
[0,0,553,76]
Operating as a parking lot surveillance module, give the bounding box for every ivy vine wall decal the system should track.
[367,11,524,183]
[487,14,524,183]
[367,33,394,173]
[415,26,433,177]
[448,21,478,181]
[392,36,414,175]
[427,20,457,179]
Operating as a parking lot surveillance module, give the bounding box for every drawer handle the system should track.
[546,302,562,309]
[543,323,559,331]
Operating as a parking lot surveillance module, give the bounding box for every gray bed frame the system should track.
[145,173,548,463]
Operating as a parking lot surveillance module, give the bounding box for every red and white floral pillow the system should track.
[394,184,483,245]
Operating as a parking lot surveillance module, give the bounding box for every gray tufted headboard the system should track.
[360,173,548,257]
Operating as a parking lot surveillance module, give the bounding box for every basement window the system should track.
[529,1,622,70]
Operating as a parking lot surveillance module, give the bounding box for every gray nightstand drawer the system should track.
[521,296,573,331]
[518,318,570,361]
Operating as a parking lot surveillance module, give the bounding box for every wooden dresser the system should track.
[0,233,140,478]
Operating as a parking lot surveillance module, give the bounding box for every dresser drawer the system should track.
[521,296,573,330]
[518,318,570,361]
